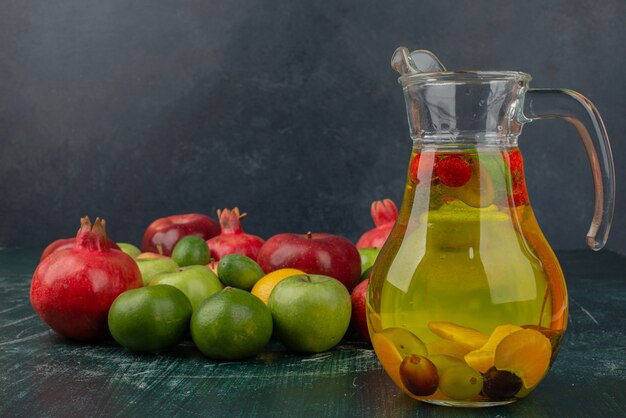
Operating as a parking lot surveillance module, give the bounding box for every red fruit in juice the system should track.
[512,183,530,206]
[506,149,524,181]
[436,156,472,188]
[408,152,437,184]
[409,154,421,183]
[30,217,143,340]
[504,149,529,206]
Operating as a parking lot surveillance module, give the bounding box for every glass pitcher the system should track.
[367,48,615,407]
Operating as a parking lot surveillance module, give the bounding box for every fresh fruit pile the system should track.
[30,204,387,360]
[27,147,559,403]
[371,321,558,402]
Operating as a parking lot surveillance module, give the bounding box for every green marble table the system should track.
[1,249,624,417]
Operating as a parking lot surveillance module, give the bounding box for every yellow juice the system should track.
[367,147,567,406]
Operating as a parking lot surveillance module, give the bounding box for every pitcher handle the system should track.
[521,88,615,251]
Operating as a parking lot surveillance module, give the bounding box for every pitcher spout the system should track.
[393,48,532,146]
[402,71,531,146]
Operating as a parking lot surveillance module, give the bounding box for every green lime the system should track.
[217,254,265,291]
[190,287,272,360]
[108,285,192,353]
[171,236,211,267]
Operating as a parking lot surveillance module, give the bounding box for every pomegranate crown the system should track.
[217,208,246,234]
[75,216,110,252]
[371,199,398,227]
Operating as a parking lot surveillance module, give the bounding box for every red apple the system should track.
[257,233,361,291]
[351,278,371,344]
[141,213,220,256]
[41,237,120,261]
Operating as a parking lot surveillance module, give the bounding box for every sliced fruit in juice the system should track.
[521,324,564,350]
[371,333,404,388]
[494,329,551,388]
[464,324,523,373]
[426,339,470,359]
[463,350,495,374]
[428,353,466,370]
[377,327,428,357]
[371,328,428,390]
[428,321,489,350]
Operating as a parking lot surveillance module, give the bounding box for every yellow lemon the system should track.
[250,268,305,304]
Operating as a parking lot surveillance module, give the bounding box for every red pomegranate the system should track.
[30,217,143,340]
[207,208,265,261]
[356,199,398,249]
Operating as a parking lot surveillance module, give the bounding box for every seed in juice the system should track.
[399,354,439,396]
[494,329,551,388]
[435,156,472,188]
[464,324,523,373]
[428,321,489,351]
[481,367,523,400]
[439,365,483,400]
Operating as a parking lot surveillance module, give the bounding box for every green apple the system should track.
[358,248,380,277]
[117,242,142,259]
[149,266,222,311]
[136,258,179,286]
[268,274,351,353]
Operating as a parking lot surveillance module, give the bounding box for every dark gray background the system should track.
[0,0,624,254]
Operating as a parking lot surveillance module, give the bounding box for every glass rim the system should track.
[398,70,532,86]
